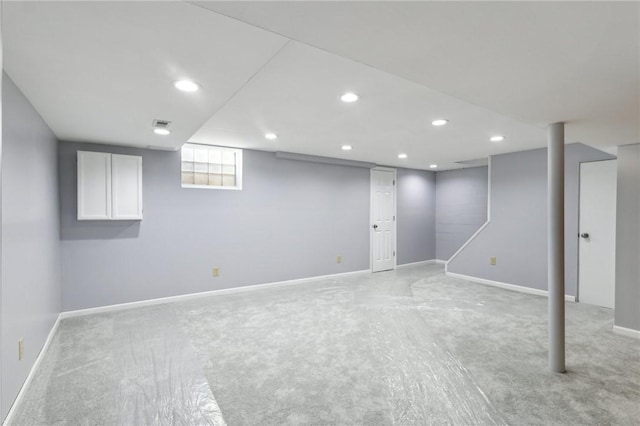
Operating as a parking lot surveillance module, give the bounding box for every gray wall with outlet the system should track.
[447,144,614,296]
[1,76,62,421]
[59,142,442,311]
[435,166,488,261]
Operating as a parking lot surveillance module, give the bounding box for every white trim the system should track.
[60,269,370,319]
[3,314,62,426]
[445,222,489,272]
[393,259,448,268]
[446,272,576,302]
[393,169,397,271]
[397,259,436,268]
[486,155,492,221]
[612,325,640,339]
[181,184,242,191]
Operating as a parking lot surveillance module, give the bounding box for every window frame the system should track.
[180,143,243,191]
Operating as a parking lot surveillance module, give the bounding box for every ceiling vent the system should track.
[152,119,171,130]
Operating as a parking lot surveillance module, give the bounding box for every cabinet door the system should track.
[111,154,143,220]
[78,151,111,220]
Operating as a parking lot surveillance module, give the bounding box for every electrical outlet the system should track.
[336,256,342,264]
[18,339,24,361]
[490,257,497,266]
[212,267,220,277]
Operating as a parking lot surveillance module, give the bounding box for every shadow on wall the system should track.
[61,221,141,240]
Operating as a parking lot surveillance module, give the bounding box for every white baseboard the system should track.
[397,259,449,268]
[446,272,576,302]
[612,325,640,339]
[397,259,436,268]
[60,269,371,319]
[3,314,62,426]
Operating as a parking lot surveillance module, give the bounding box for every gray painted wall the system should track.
[0,19,4,418]
[614,144,640,331]
[447,144,614,296]
[396,168,436,264]
[435,167,488,261]
[60,143,437,311]
[1,75,62,421]
[60,143,368,310]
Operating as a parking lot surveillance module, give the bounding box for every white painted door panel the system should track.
[77,151,111,220]
[579,160,616,309]
[371,169,396,272]
[111,154,143,220]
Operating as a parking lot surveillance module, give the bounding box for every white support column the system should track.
[548,122,566,373]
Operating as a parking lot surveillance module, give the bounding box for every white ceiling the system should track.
[2,1,287,150]
[198,1,640,150]
[3,1,638,170]
[190,41,546,169]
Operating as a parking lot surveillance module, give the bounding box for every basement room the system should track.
[0,1,638,425]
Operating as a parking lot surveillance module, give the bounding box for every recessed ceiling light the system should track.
[153,128,171,136]
[429,164,438,168]
[341,145,352,151]
[490,135,505,142]
[340,92,359,103]
[432,119,448,126]
[174,80,199,92]
[398,153,408,159]
[265,133,278,140]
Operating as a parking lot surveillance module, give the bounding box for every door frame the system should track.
[370,167,397,272]
[576,158,617,306]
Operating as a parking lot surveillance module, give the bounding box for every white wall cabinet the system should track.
[111,154,144,220]
[77,151,143,220]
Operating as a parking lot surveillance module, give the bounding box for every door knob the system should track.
[372,224,378,229]
[580,233,590,238]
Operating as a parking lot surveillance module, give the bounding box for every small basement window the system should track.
[181,144,243,190]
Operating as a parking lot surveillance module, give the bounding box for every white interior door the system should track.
[371,168,396,272]
[579,159,617,308]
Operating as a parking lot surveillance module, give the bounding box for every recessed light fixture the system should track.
[398,153,408,159]
[490,135,505,142]
[174,80,199,92]
[341,145,352,151]
[152,119,171,135]
[340,92,359,103]
[432,119,448,126]
[429,164,438,169]
[265,133,278,140]
[153,128,171,136]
